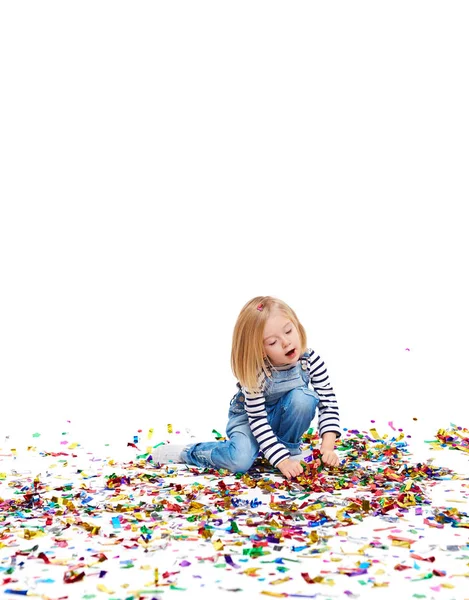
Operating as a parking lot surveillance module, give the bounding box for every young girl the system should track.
[155,296,341,479]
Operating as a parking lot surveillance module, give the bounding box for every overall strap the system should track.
[300,354,308,371]
[299,354,310,385]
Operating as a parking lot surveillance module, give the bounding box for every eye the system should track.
[286,329,292,334]
[269,341,276,346]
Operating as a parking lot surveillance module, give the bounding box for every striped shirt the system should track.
[242,348,341,467]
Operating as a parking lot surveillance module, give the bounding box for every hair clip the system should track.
[257,303,264,311]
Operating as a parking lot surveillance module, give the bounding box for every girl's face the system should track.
[263,310,301,366]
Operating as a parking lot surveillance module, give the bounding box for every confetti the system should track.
[1,423,468,598]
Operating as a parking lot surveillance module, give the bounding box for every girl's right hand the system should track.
[277,458,304,479]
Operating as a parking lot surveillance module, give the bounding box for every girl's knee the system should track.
[287,388,316,414]
[226,441,258,473]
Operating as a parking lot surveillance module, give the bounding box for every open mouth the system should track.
[285,348,296,357]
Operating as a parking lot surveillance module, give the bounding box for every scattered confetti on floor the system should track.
[1,422,469,600]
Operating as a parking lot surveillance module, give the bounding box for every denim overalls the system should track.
[180,351,320,473]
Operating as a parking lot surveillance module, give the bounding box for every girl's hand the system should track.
[277,457,304,479]
[320,447,340,467]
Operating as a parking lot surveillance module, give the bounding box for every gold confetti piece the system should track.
[68,442,78,449]
[309,531,318,543]
[148,428,154,439]
[391,539,411,548]
[22,529,46,539]
[243,568,261,576]
[303,503,323,512]
[269,577,291,585]
[201,528,213,540]
[154,567,158,585]
[212,539,224,551]
[188,501,206,513]
[167,424,173,433]
[369,428,381,440]
[97,584,115,594]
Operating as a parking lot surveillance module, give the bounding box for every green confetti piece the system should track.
[230,520,240,533]
[243,547,265,557]
[32,433,41,437]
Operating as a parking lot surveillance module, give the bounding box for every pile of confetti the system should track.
[433,424,469,454]
[1,423,469,600]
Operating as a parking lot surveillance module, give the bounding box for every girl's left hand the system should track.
[320,447,340,467]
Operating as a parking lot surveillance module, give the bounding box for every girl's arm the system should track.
[243,373,290,467]
[307,348,341,440]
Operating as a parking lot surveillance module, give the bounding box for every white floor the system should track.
[1,421,469,600]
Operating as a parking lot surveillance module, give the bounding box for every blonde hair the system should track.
[231,296,308,391]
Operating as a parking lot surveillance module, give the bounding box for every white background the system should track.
[1,1,468,452]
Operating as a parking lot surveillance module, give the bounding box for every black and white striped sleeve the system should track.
[242,372,290,468]
[308,348,341,439]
